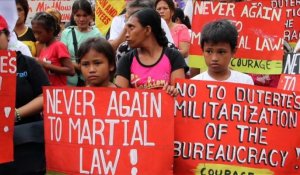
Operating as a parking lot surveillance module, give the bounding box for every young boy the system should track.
[192,19,254,85]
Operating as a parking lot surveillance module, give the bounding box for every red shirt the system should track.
[39,41,70,86]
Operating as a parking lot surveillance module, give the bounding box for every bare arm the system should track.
[170,68,185,85]
[160,68,185,97]
[39,57,75,76]
[178,41,190,58]
[16,95,43,119]
[160,68,185,96]
[109,27,127,51]
[115,75,130,88]
[72,62,80,72]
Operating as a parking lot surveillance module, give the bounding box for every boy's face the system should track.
[203,42,235,74]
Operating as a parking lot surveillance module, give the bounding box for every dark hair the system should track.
[77,37,116,77]
[172,8,191,29]
[155,0,175,12]
[127,0,153,9]
[16,0,29,23]
[200,19,238,52]
[0,29,10,37]
[132,8,168,47]
[72,0,93,16]
[31,12,61,37]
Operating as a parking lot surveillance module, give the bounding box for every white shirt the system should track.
[184,0,193,23]
[109,14,126,40]
[192,70,254,85]
[8,32,32,57]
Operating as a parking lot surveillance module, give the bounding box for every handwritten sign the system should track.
[0,50,17,163]
[271,0,300,46]
[278,53,300,91]
[282,53,300,74]
[95,0,126,35]
[26,0,73,24]
[43,87,174,175]
[189,1,285,74]
[278,74,300,91]
[174,79,300,175]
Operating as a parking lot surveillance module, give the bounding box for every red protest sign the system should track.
[174,79,300,175]
[278,52,300,91]
[43,87,174,175]
[271,0,300,46]
[0,50,17,163]
[189,1,285,74]
[278,74,300,91]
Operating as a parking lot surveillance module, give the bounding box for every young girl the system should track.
[77,37,117,87]
[32,12,75,86]
[61,0,102,86]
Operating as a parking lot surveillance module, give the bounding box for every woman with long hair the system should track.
[115,8,187,96]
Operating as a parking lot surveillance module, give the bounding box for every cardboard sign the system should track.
[278,52,300,91]
[43,87,174,175]
[278,74,300,91]
[95,0,126,36]
[189,1,285,74]
[0,50,17,163]
[271,0,300,46]
[26,0,73,24]
[282,53,300,74]
[174,79,300,175]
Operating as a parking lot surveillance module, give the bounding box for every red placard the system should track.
[0,50,17,163]
[270,0,300,46]
[189,1,285,74]
[43,87,174,175]
[174,79,300,175]
[278,74,300,91]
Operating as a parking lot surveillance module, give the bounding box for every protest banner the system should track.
[277,74,300,91]
[189,1,285,74]
[0,50,17,163]
[277,53,300,91]
[43,87,174,175]
[174,79,300,175]
[95,0,126,36]
[27,0,73,24]
[282,53,300,74]
[270,0,300,47]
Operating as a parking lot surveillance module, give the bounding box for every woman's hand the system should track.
[163,83,178,97]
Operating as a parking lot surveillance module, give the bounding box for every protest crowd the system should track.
[0,0,299,174]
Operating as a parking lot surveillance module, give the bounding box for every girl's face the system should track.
[125,16,148,48]
[16,4,26,25]
[32,22,53,43]
[0,31,8,50]
[74,9,91,31]
[203,42,235,75]
[80,49,114,87]
[156,1,172,22]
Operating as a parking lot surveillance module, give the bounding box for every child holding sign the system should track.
[77,37,117,87]
[192,19,254,85]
